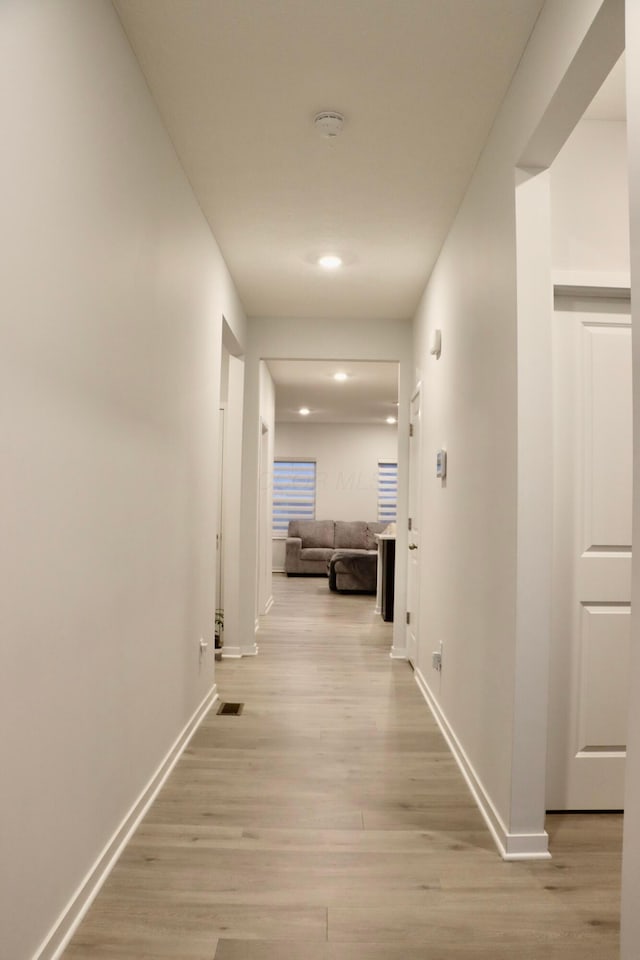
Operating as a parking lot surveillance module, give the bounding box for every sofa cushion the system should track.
[288,519,334,548]
[300,547,334,561]
[334,520,370,550]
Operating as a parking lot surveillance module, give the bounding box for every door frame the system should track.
[257,417,273,620]
[406,383,422,668]
[547,290,632,810]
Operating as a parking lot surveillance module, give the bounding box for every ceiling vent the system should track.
[314,111,345,138]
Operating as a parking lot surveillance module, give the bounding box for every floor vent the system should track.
[217,702,244,716]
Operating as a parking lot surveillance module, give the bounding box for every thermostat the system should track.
[436,448,447,479]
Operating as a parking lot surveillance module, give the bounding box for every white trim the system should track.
[414,667,550,862]
[35,685,219,960]
[221,646,242,659]
[390,647,407,660]
[264,595,274,615]
[555,284,631,301]
[241,642,259,657]
[501,831,553,860]
[553,269,631,292]
[554,272,631,301]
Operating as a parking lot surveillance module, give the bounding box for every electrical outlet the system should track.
[432,650,442,671]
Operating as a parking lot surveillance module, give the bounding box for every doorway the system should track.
[406,385,422,667]
[545,55,630,811]
[547,293,631,810]
[265,359,400,642]
[216,326,246,659]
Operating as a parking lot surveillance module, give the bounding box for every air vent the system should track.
[217,702,244,716]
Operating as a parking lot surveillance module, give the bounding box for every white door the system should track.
[547,294,632,810]
[406,387,421,666]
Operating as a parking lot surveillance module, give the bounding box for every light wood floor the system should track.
[64,574,622,959]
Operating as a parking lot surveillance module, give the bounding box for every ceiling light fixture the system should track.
[299,407,310,416]
[318,254,342,270]
[314,111,345,138]
[333,372,348,381]
[386,417,397,425]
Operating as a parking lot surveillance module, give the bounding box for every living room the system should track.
[270,359,399,612]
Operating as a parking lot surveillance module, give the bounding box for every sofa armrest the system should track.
[285,536,303,574]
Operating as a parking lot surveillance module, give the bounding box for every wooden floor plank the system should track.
[213,943,613,960]
[62,574,622,959]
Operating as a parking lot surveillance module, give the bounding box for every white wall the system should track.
[411,0,624,858]
[621,1,640,953]
[272,421,398,570]
[0,3,246,958]
[239,317,412,658]
[551,118,630,275]
[276,421,397,519]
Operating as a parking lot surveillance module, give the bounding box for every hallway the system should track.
[63,575,622,959]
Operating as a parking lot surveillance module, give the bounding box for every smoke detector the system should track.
[314,111,345,138]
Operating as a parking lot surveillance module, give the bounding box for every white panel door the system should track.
[547,296,631,810]
[406,387,421,666]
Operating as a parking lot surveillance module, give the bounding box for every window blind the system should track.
[377,460,398,523]
[272,459,316,537]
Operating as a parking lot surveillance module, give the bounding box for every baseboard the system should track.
[264,595,274,615]
[221,646,242,659]
[35,685,219,960]
[390,646,407,660]
[414,667,550,862]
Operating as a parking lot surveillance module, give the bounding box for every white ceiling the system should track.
[113,4,625,424]
[114,0,546,321]
[265,57,627,426]
[267,359,398,424]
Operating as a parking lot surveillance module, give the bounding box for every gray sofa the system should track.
[285,519,386,591]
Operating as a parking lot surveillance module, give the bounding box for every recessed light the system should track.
[318,254,342,270]
[299,407,310,416]
[386,417,397,425]
[333,372,348,382]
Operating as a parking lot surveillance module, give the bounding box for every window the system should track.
[377,460,398,524]
[272,459,316,536]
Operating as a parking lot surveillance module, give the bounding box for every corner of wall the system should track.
[414,667,549,860]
